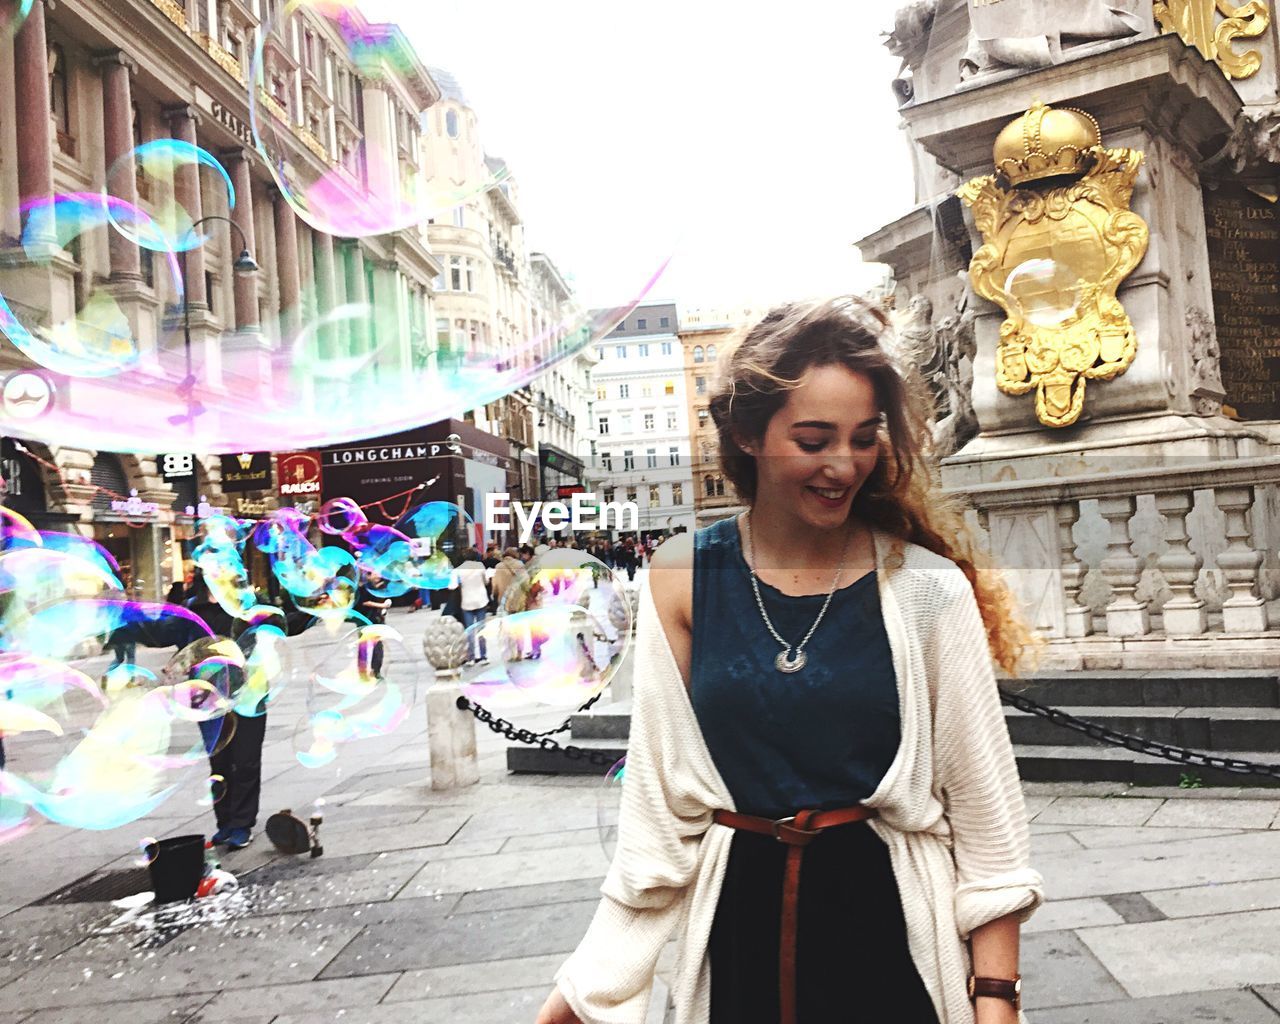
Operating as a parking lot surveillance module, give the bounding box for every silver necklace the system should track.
[742,512,855,674]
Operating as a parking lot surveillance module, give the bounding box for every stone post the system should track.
[1215,487,1269,633]
[1056,501,1093,638]
[93,50,141,280]
[220,149,259,331]
[1154,490,1207,636]
[421,612,479,790]
[1098,495,1150,637]
[14,0,55,248]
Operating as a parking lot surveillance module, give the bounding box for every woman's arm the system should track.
[970,914,1022,1024]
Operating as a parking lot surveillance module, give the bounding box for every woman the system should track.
[537,298,1042,1024]
[456,548,492,663]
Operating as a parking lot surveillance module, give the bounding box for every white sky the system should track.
[361,1,916,310]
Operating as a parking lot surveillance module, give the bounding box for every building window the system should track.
[452,205,465,228]
[707,345,718,361]
[648,487,660,509]
[596,347,604,359]
[693,345,705,363]
[696,375,706,395]
[641,382,652,398]
[638,343,650,357]
[637,318,647,329]
[620,413,632,433]
[616,320,625,332]
[602,452,613,472]
[465,258,476,291]
[49,43,69,136]
[598,416,609,435]
[697,408,709,427]
[623,449,635,471]
[643,412,654,431]
[603,487,615,505]
[446,109,459,138]
[661,341,672,355]
[450,255,463,291]
[615,345,626,359]
[666,410,677,430]
[646,447,657,468]
[669,446,680,466]
[704,474,714,498]
[672,483,683,505]
[716,476,726,496]
[618,383,630,399]
[627,487,638,504]
[596,386,606,400]
[664,380,675,395]
[660,316,670,328]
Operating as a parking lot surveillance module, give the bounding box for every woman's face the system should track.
[746,364,882,532]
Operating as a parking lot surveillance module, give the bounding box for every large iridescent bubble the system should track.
[105,140,236,253]
[254,508,359,623]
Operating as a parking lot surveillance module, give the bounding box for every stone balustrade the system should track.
[950,457,1280,645]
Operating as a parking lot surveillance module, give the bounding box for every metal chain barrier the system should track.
[459,683,1280,780]
[999,687,1280,780]
[456,691,621,768]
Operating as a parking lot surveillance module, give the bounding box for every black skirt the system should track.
[709,820,940,1024]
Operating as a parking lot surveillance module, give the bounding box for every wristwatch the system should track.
[968,974,1021,1010]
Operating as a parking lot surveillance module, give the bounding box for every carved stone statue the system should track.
[896,294,941,376]
[961,0,1146,79]
[1186,307,1226,416]
[1222,108,1280,173]
[933,291,980,454]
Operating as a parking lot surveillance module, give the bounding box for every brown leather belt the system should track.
[712,805,878,1024]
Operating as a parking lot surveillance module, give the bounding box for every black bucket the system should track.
[145,835,205,904]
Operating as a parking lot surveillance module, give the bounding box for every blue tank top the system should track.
[690,517,900,819]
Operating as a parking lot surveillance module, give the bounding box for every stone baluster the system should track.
[1154,490,1207,636]
[1098,495,1150,637]
[1056,501,1092,637]
[1215,487,1269,633]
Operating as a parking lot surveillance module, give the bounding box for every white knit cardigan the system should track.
[555,529,1044,1024]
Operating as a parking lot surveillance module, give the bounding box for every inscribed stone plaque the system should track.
[1203,184,1280,420]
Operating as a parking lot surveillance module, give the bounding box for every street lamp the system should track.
[168,214,259,427]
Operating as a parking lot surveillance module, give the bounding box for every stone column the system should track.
[1154,490,1207,636]
[164,104,206,308]
[93,50,141,280]
[272,190,301,342]
[1056,501,1093,638]
[297,221,315,322]
[13,0,55,246]
[311,229,338,359]
[344,241,369,357]
[1098,495,1151,637]
[220,149,259,331]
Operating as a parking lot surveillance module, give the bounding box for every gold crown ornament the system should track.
[993,100,1102,187]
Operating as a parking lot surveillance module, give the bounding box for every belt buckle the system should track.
[771,814,821,844]
[770,815,797,840]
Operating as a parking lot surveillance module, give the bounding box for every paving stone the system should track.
[1024,898,1125,934]
[192,975,398,1019]
[395,839,611,899]
[308,816,471,858]
[18,994,213,1024]
[1036,831,1280,901]
[501,827,603,853]
[1032,832,1085,854]
[317,899,599,978]
[239,850,434,911]
[1143,799,1280,830]
[1021,930,1128,1010]
[449,805,601,845]
[384,952,566,1001]
[1257,985,1280,1013]
[1144,877,1280,919]
[281,893,462,930]
[1078,908,1280,997]
[451,877,605,915]
[274,987,550,1024]
[1023,795,1056,819]
[1101,893,1167,924]
[1031,988,1280,1023]
[1064,826,1244,849]
[1034,797,1163,827]
[312,805,431,834]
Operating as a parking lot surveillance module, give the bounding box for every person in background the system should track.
[483,543,501,570]
[456,549,491,664]
[354,574,391,676]
[491,546,524,609]
[519,544,535,564]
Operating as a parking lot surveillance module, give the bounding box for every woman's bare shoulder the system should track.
[646,534,694,634]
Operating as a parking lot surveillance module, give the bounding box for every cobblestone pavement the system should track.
[1,608,1278,1023]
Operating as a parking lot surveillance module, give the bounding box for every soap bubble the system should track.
[1004,258,1084,328]
[248,0,510,238]
[597,757,626,862]
[294,624,426,768]
[105,140,236,253]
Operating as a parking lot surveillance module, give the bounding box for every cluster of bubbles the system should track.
[0,0,665,454]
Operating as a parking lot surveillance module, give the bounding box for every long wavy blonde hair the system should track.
[708,296,1040,676]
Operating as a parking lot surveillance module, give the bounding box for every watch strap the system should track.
[968,975,1021,1008]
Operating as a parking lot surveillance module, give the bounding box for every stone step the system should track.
[508,736,626,775]
[1004,705,1280,752]
[1013,745,1280,788]
[1004,670,1279,709]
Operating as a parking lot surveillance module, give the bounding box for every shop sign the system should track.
[220,452,273,493]
[277,450,322,497]
[159,453,196,482]
[111,489,161,518]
